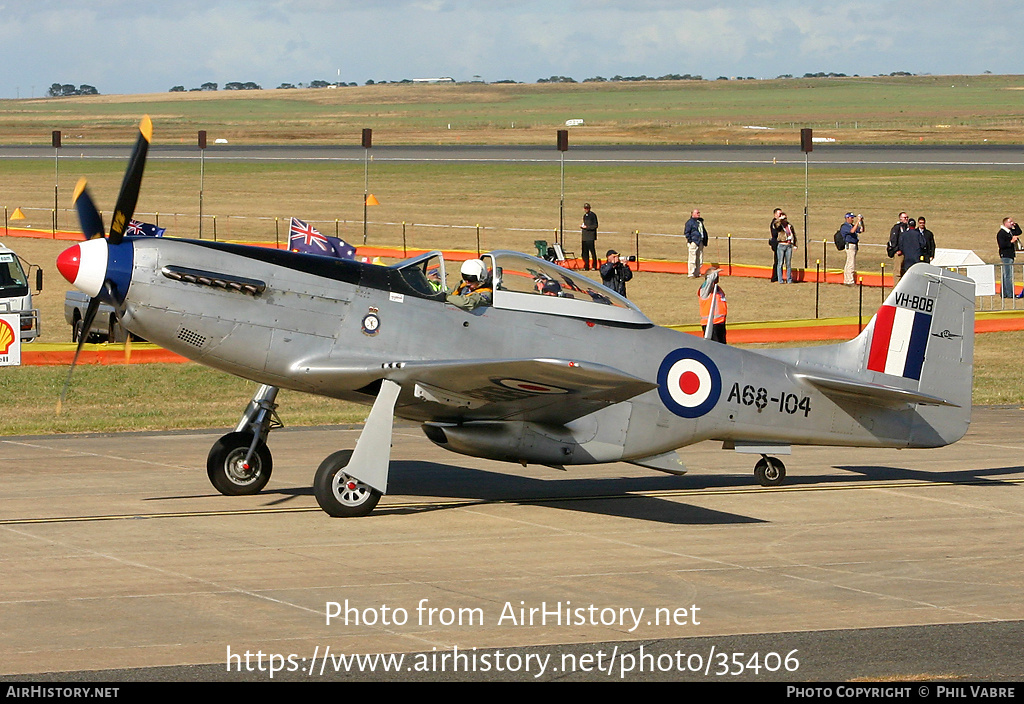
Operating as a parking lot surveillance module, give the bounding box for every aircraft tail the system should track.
[783,264,975,446]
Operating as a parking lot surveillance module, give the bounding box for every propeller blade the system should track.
[72,178,105,240]
[57,295,102,415]
[108,115,152,245]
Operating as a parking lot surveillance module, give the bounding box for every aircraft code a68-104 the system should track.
[727,382,811,417]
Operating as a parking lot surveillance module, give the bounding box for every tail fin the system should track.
[863,264,974,409]
[788,264,974,446]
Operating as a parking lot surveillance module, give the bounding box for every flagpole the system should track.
[198,130,207,239]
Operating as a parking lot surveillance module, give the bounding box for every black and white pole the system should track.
[52,130,61,234]
[557,130,568,246]
[362,128,372,245]
[198,130,207,239]
[801,128,813,270]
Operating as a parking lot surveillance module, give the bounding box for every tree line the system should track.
[47,83,99,97]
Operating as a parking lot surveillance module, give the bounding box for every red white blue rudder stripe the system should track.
[867,304,932,380]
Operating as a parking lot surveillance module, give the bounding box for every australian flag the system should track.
[288,217,356,259]
[126,219,165,237]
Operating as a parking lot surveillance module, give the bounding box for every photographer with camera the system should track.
[600,249,633,297]
[840,212,865,285]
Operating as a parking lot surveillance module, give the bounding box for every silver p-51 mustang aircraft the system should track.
[55,118,975,517]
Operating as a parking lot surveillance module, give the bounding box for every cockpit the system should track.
[392,249,652,326]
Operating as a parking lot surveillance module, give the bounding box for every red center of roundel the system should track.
[678,370,701,395]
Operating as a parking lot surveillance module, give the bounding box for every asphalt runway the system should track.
[2,407,1023,682]
[2,144,1023,170]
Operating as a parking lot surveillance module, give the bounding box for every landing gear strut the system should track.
[754,454,786,487]
[311,379,401,518]
[207,384,281,495]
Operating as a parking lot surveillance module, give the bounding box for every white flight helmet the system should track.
[460,258,488,283]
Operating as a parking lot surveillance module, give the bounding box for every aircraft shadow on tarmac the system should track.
[154,459,1024,525]
[832,463,1024,485]
[154,461,764,525]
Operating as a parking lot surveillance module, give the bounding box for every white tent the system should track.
[930,248,985,267]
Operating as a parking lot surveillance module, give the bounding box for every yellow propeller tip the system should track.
[72,177,88,203]
[140,115,153,142]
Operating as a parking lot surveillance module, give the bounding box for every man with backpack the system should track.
[887,212,910,282]
[839,212,865,285]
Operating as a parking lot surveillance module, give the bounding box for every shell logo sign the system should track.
[0,314,21,366]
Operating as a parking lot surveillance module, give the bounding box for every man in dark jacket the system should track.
[685,209,708,278]
[916,216,936,264]
[581,203,599,271]
[769,208,782,282]
[997,217,1021,298]
[887,211,910,282]
[599,249,633,296]
[897,218,927,275]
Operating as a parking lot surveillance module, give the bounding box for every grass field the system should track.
[3,74,1024,145]
[4,160,1022,272]
[2,78,1023,436]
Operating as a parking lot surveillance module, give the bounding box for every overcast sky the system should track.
[1,0,1021,98]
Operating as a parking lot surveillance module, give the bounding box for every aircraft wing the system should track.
[383,357,657,425]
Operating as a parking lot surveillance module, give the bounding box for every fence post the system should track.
[858,277,864,332]
[815,260,820,318]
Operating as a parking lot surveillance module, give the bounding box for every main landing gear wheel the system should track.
[313,450,382,518]
[207,431,273,495]
[754,456,786,487]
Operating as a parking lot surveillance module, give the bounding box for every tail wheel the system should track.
[313,450,382,518]
[207,431,272,495]
[754,456,786,487]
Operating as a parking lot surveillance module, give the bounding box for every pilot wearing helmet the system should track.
[446,258,493,310]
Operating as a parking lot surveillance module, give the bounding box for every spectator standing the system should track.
[887,212,910,283]
[916,216,936,264]
[580,203,599,271]
[897,218,927,275]
[996,217,1021,298]
[769,208,782,282]
[599,249,633,297]
[685,209,708,278]
[775,212,797,283]
[840,212,865,285]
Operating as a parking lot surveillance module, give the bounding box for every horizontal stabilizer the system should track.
[793,371,959,408]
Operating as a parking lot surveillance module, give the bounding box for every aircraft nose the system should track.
[56,238,109,298]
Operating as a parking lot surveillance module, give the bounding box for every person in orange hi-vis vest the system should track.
[698,265,727,344]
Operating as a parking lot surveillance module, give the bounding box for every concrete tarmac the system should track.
[2,407,1023,682]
